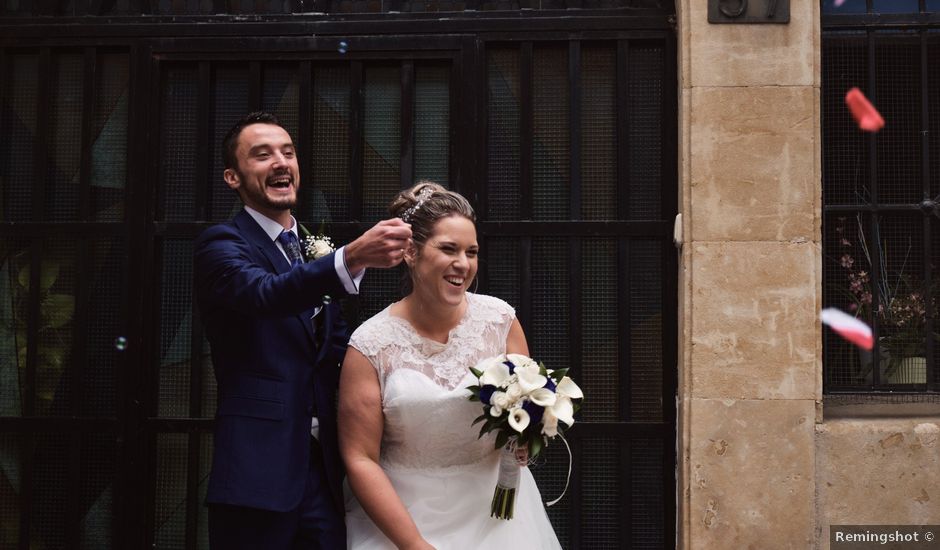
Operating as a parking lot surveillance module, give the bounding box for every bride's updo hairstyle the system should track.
[388,181,476,295]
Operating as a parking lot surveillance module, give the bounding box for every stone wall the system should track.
[676,0,821,547]
[677,2,940,548]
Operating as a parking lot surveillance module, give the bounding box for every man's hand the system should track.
[344,218,413,274]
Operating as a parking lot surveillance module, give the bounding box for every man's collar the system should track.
[244,206,297,241]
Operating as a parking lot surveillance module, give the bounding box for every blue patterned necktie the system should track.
[277,230,304,269]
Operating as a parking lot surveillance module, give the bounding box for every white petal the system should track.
[506,353,539,371]
[479,360,511,387]
[551,397,575,426]
[508,408,530,433]
[489,404,503,417]
[557,377,583,400]
[516,368,548,394]
[528,388,557,407]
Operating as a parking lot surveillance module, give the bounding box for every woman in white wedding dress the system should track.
[338,182,562,550]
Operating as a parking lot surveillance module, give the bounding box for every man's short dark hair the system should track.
[222,111,283,170]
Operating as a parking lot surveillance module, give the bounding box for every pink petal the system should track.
[820,308,874,350]
[845,88,885,133]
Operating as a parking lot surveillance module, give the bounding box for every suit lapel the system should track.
[234,209,320,349]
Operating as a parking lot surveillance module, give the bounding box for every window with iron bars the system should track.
[822,0,940,392]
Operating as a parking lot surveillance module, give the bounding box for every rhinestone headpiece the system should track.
[400,187,434,223]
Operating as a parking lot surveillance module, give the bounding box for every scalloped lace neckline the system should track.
[384,297,473,348]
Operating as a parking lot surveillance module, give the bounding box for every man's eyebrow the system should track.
[248,143,294,154]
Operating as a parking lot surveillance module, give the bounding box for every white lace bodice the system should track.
[348,293,516,469]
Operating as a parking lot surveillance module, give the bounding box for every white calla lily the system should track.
[556,376,583,400]
[516,366,547,394]
[550,396,575,427]
[508,407,531,433]
[528,387,557,407]
[506,383,522,399]
[478,358,511,387]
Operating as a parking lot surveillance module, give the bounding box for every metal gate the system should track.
[0,11,677,549]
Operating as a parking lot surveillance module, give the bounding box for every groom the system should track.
[194,112,411,549]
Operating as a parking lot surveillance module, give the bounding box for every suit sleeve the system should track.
[194,224,350,317]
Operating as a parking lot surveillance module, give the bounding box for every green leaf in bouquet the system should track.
[471,413,488,427]
[469,366,483,379]
[539,362,549,377]
[550,368,569,380]
[529,435,544,458]
[494,430,510,450]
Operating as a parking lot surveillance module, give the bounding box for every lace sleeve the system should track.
[348,323,383,378]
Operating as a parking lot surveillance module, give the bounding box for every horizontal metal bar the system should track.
[0,12,675,40]
[145,418,216,432]
[566,422,675,438]
[822,12,940,29]
[479,220,673,236]
[824,204,932,212]
[0,417,121,431]
[0,222,129,233]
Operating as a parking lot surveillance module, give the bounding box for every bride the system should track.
[338,182,562,550]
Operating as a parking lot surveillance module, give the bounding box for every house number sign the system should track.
[708,0,790,24]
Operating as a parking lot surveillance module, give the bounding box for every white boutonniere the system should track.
[299,223,335,260]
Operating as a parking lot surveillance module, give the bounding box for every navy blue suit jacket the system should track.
[194,209,350,513]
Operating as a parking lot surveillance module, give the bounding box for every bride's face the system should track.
[408,215,479,307]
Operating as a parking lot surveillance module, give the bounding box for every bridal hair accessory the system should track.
[400,186,434,223]
[468,353,583,520]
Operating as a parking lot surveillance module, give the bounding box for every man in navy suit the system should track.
[194,112,411,549]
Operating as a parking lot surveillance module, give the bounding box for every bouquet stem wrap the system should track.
[491,445,522,520]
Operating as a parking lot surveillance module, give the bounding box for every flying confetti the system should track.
[820,308,874,350]
[845,87,885,133]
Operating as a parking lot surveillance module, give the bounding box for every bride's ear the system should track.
[403,240,417,267]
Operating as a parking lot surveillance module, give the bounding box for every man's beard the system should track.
[236,168,297,211]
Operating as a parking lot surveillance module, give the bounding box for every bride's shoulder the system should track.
[349,307,399,356]
[468,293,516,322]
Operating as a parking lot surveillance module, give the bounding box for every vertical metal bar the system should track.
[568,425,583,550]
[661,31,679,550]
[298,60,313,217]
[920,31,934,388]
[616,37,635,547]
[520,43,533,221]
[867,31,882,386]
[569,41,581,221]
[135,44,162,550]
[617,40,631,220]
[79,47,97,221]
[400,61,415,190]
[249,61,262,111]
[0,49,7,219]
[350,61,364,221]
[195,62,211,221]
[21,44,45,536]
[186,314,204,550]
[519,237,532,338]
[476,39,489,218]
[448,48,462,194]
[212,0,226,14]
[69,48,95,545]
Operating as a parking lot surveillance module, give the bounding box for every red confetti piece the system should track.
[845,87,885,133]
[821,308,874,350]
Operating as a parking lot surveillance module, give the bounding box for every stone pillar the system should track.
[676,1,821,548]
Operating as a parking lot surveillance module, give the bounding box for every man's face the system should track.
[224,123,300,216]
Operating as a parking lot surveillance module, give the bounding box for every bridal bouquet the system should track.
[467,353,583,520]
